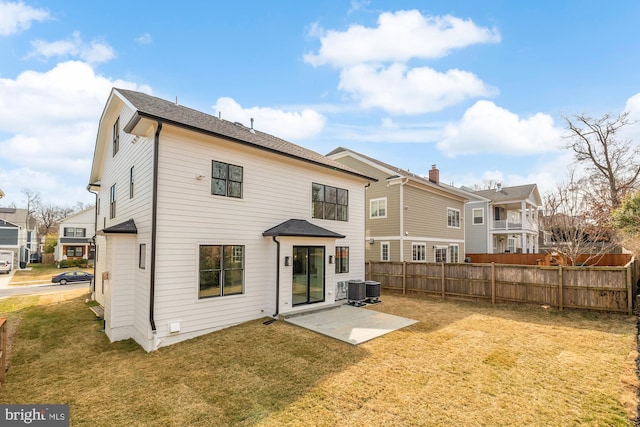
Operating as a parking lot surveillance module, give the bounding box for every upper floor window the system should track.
[110,184,116,219]
[447,208,460,228]
[113,117,120,156]
[472,208,484,225]
[335,246,349,274]
[64,227,86,237]
[211,161,243,198]
[370,198,387,219]
[130,166,135,199]
[312,183,348,221]
[412,243,426,262]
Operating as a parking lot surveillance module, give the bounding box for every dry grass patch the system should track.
[0,292,636,426]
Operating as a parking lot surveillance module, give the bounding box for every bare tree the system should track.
[540,170,617,265]
[36,203,75,236]
[472,179,504,191]
[564,112,640,211]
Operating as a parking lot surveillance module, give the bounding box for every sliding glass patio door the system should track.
[292,246,325,306]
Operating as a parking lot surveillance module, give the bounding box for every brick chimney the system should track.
[428,164,439,184]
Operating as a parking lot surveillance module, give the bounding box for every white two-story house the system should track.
[55,206,96,263]
[88,88,375,351]
[464,184,541,254]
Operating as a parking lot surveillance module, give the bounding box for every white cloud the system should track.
[339,63,496,114]
[0,0,49,36]
[438,100,564,156]
[304,10,500,67]
[0,60,149,206]
[135,33,152,45]
[29,31,115,63]
[212,97,326,141]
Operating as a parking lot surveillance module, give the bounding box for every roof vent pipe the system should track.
[250,118,255,134]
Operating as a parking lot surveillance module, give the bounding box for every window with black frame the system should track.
[211,161,243,198]
[312,183,348,221]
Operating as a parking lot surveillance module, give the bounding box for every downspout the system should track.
[150,121,163,338]
[86,185,99,299]
[271,236,280,318]
[399,178,409,261]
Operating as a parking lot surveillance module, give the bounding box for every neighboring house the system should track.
[56,207,96,263]
[464,184,541,254]
[0,207,38,268]
[327,147,467,263]
[88,88,375,351]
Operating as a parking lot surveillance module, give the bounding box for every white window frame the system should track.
[412,243,426,262]
[447,208,461,228]
[380,242,390,262]
[370,197,387,219]
[434,246,447,263]
[472,208,484,225]
[449,244,459,263]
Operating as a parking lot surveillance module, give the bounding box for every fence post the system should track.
[627,264,633,315]
[558,266,563,311]
[0,317,6,384]
[441,262,445,299]
[491,263,495,305]
[402,262,406,295]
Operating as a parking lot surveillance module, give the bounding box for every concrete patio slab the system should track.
[283,304,418,345]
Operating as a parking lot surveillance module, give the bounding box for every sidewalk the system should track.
[0,269,14,289]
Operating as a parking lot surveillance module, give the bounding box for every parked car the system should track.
[0,260,10,274]
[51,271,94,285]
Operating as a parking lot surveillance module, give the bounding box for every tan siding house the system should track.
[327,148,467,263]
[89,89,376,351]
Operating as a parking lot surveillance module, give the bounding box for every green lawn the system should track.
[0,290,637,426]
[10,264,93,285]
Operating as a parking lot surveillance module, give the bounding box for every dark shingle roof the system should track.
[473,184,538,203]
[115,89,376,182]
[102,219,137,234]
[263,219,345,238]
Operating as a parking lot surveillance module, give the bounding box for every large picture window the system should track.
[312,183,348,221]
[211,161,243,198]
[65,246,84,257]
[199,245,244,298]
[335,246,349,274]
[370,198,387,218]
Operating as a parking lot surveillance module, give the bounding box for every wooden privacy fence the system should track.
[366,260,636,314]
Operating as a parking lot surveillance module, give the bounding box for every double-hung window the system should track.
[335,246,349,273]
[211,161,243,198]
[312,183,348,221]
[412,243,426,262]
[113,117,119,156]
[472,208,484,225]
[370,198,387,218]
[110,184,116,219]
[447,208,460,228]
[199,245,244,298]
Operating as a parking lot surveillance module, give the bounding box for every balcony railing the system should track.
[492,219,538,232]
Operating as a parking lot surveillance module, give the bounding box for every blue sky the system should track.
[1,0,639,207]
